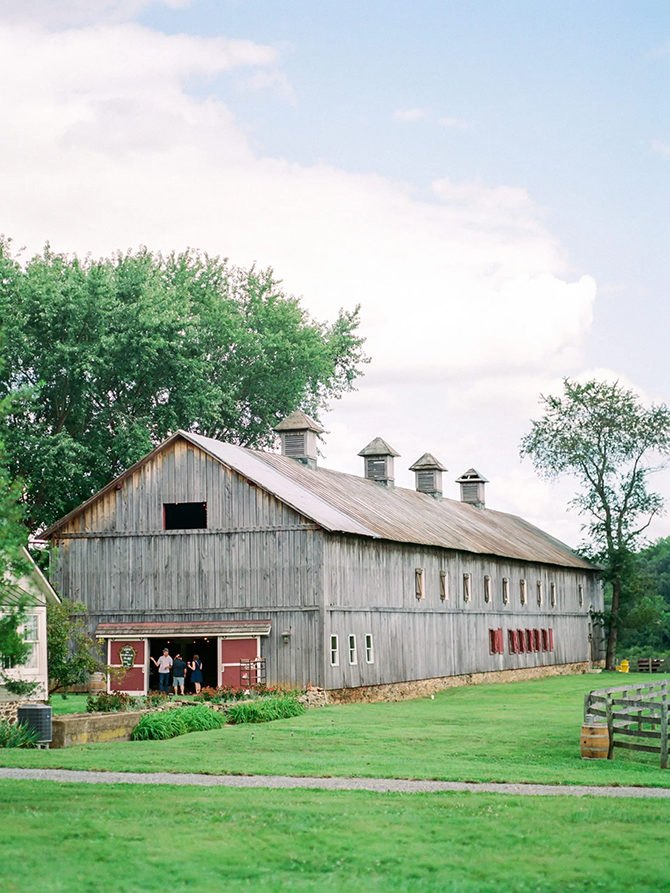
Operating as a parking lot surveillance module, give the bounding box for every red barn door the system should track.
[108,639,147,694]
[221,638,258,687]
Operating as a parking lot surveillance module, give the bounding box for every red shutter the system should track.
[496,629,504,654]
[533,629,540,651]
[489,629,496,654]
[548,628,554,651]
[517,630,525,653]
[541,629,548,651]
[525,629,533,652]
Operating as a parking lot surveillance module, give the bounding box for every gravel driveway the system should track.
[1,767,669,798]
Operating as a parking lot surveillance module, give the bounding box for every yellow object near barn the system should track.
[616,659,629,673]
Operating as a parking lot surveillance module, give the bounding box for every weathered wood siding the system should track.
[323,534,603,688]
[52,440,326,688]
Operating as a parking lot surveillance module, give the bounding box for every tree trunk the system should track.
[605,579,621,671]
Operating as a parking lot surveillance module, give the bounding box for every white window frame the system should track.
[348,634,357,666]
[330,634,339,667]
[21,613,39,669]
[365,633,374,664]
[484,575,491,603]
[463,573,471,603]
[502,577,510,605]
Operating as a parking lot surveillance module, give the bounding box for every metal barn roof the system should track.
[44,430,594,571]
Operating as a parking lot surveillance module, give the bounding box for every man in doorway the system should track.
[172,653,187,696]
[151,648,173,694]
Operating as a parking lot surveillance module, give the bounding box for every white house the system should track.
[1,546,60,704]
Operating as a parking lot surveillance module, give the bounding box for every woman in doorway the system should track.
[188,654,203,694]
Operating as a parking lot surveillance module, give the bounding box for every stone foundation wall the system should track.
[326,661,600,705]
[0,701,19,724]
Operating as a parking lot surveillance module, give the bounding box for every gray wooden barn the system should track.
[43,411,603,696]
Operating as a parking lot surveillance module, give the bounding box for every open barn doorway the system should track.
[148,637,218,692]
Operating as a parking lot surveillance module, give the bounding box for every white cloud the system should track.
[392,107,430,122]
[0,0,191,27]
[0,16,634,543]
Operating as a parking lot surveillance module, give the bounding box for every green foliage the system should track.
[86,691,136,713]
[131,704,225,740]
[521,378,670,668]
[0,720,40,748]
[616,535,670,658]
[0,240,368,531]
[47,601,104,694]
[225,696,306,724]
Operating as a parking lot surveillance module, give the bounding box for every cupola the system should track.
[455,468,488,509]
[409,453,447,498]
[274,410,324,470]
[358,437,400,487]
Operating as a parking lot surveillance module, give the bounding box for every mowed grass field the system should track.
[2,673,669,787]
[1,781,669,893]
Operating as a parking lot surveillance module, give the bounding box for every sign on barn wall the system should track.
[119,645,136,669]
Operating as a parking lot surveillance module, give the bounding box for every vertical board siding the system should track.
[322,534,603,688]
[50,440,602,691]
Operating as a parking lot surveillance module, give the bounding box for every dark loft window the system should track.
[163,502,207,530]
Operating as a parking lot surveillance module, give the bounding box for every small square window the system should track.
[330,635,339,667]
[502,577,510,605]
[348,634,357,665]
[463,573,471,602]
[365,634,374,664]
[163,502,207,530]
[440,571,449,601]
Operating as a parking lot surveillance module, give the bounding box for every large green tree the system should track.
[520,378,670,670]
[0,241,368,531]
[0,350,34,694]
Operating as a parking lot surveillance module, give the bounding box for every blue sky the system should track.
[1,0,669,543]
[140,0,670,390]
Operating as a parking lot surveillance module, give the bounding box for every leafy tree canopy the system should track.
[520,378,670,669]
[0,240,368,531]
[46,600,103,695]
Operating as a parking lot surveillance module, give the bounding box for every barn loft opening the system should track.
[163,502,207,530]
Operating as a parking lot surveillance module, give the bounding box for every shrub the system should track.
[131,704,225,741]
[86,691,136,713]
[144,691,170,708]
[0,719,41,748]
[225,697,306,724]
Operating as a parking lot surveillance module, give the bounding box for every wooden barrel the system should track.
[88,672,107,694]
[580,722,609,759]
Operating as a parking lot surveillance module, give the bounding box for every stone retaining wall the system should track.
[51,711,142,749]
[0,701,19,724]
[327,661,601,705]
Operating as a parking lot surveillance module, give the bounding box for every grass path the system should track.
[3,673,669,787]
[1,780,669,892]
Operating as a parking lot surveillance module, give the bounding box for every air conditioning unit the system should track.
[17,704,52,747]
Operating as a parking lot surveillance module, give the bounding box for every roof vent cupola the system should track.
[274,410,324,470]
[455,468,488,509]
[409,453,447,498]
[358,437,400,488]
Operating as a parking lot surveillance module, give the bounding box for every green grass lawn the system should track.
[0,780,668,892]
[3,672,669,787]
[48,694,89,715]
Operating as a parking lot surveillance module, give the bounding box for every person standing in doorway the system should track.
[189,654,203,694]
[151,648,173,694]
[172,653,187,696]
